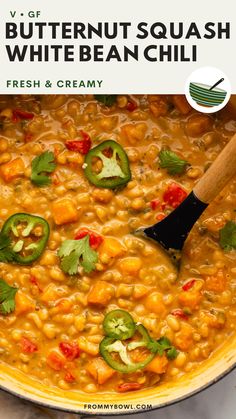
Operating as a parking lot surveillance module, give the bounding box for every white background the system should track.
[0,0,235,93]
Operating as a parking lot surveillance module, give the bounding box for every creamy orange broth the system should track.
[0,94,235,394]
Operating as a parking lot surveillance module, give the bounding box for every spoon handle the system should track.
[193,133,236,204]
[209,77,224,90]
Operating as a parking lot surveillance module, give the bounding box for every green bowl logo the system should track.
[189,82,227,107]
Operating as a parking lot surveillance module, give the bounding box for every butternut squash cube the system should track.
[52,198,79,225]
[145,355,169,374]
[87,280,114,306]
[99,237,125,258]
[205,270,226,293]
[15,291,35,315]
[178,291,202,310]
[40,283,58,304]
[86,357,116,384]
[175,324,193,351]
[119,257,142,275]
[0,158,25,182]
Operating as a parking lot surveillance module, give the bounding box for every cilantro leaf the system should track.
[159,150,188,175]
[157,336,172,349]
[167,347,178,360]
[147,336,177,359]
[147,336,171,354]
[0,278,18,315]
[219,221,236,251]
[146,339,161,354]
[58,235,98,275]
[97,150,126,180]
[0,234,16,263]
[31,151,56,186]
[94,95,117,106]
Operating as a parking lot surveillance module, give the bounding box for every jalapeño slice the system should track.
[99,324,156,373]
[84,140,131,189]
[103,309,136,340]
[1,213,50,265]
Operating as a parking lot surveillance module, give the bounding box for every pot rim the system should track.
[0,362,235,416]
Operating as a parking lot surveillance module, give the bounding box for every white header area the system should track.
[0,0,235,93]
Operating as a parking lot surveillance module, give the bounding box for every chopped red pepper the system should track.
[59,342,80,361]
[74,228,103,250]
[54,144,62,157]
[12,109,34,123]
[171,309,189,320]
[163,183,187,209]
[182,279,196,291]
[156,213,166,222]
[47,351,65,371]
[24,133,34,142]
[29,275,42,292]
[117,382,142,393]
[64,371,76,383]
[20,337,38,353]
[126,100,138,112]
[65,130,91,155]
[150,198,160,210]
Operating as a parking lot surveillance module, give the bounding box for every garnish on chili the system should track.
[74,228,103,250]
[117,382,142,392]
[103,309,136,340]
[84,140,131,189]
[163,183,187,209]
[182,279,196,291]
[59,342,80,361]
[1,213,50,265]
[12,109,34,123]
[99,324,156,373]
[29,275,42,292]
[171,308,189,320]
[65,130,92,155]
[64,371,76,383]
[99,310,177,373]
[0,278,18,315]
[20,337,38,353]
[126,100,138,112]
[150,198,160,210]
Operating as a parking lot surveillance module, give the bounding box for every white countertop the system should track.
[0,369,235,419]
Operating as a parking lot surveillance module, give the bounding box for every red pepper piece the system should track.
[171,309,188,320]
[59,342,80,361]
[117,382,142,393]
[182,279,196,291]
[126,100,138,112]
[150,198,160,210]
[65,130,91,155]
[52,172,61,186]
[47,351,65,371]
[12,109,34,123]
[74,228,103,250]
[29,275,42,292]
[163,183,187,209]
[156,213,166,222]
[64,371,76,383]
[24,133,34,142]
[20,337,38,353]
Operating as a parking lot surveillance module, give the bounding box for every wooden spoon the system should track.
[138,133,236,261]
